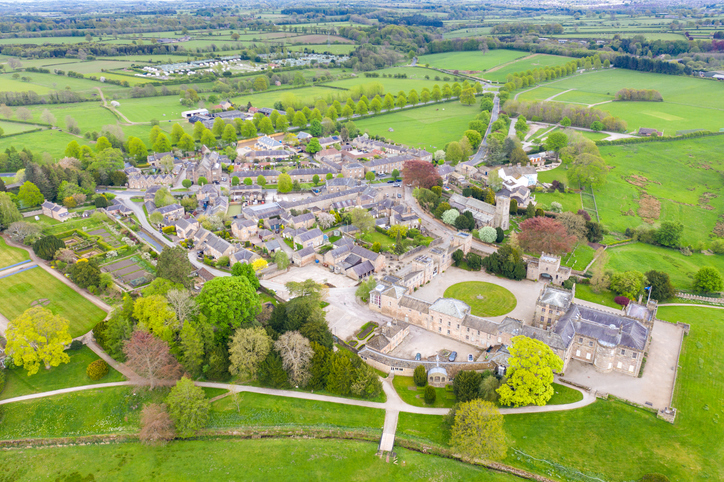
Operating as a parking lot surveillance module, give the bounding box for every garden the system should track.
[443,281,517,317]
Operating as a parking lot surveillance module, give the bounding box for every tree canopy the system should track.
[197,276,261,342]
[497,336,563,407]
[6,307,72,375]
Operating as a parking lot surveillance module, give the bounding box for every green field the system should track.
[286,43,356,54]
[0,237,30,268]
[354,101,478,151]
[398,305,724,481]
[0,120,41,135]
[417,49,527,72]
[231,86,347,112]
[605,242,724,290]
[326,66,442,93]
[484,53,575,83]
[392,376,457,408]
[25,102,118,133]
[0,266,107,337]
[0,128,91,157]
[0,346,125,400]
[443,27,494,39]
[0,439,522,481]
[534,190,583,213]
[443,281,517,317]
[561,242,596,271]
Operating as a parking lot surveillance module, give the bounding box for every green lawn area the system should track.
[0,439,522,481]
[25,102,118,135]
[0,120,40,135]
[325,66,441,94]
[0,346,125,401]
[547,382,584,405]
[484,53,575,83]
[443,281,517,317]
[209,391,385,430]
[354,101,478,151]
[574,283,619,309]
[534,190,582,213]
[594,136,724,246]
[417,49,528,72]
[0,129,88,159]
[359,230,394,250]
[561,242,596,272]
[0,266,107,337]
[230,86,345,112]
[604,242,724,290]
[398,306,724,481]
[0,237,30,269]
[392,376,457,408]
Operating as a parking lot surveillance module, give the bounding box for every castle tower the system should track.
[494,193,510,230]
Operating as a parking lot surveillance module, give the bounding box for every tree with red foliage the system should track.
[123,330,183,389]
[139,403,176,445]
[518,217,577,256]
[402,159,442,190]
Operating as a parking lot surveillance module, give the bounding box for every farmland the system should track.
[417,49,528,72]
[484,53,577,83]
[326,67,443,93]
[354,101,479,150]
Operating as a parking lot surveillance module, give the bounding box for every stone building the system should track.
[366,320,410,354]
[526,253,572,285]
[41,201,70,222]
[189,148,223,184]
[448,193,510,230]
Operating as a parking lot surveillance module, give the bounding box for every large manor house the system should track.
[369,281,656,377]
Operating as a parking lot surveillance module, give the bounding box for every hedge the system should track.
[597,130,724,147]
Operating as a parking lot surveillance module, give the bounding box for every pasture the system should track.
[417,49,527,72]
[0,129,87,157]
[0,265,107,337]
[24,102,118,134]
[285,43,356,55]
[326,67,442,93]
[231,86,347,111]
[0,120,39,136]
[354,101,478,150]
[484,53,575,82]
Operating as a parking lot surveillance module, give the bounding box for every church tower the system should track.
[494,193,510,230]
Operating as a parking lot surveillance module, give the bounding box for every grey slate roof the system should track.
[351,260,375,277]
[399,296,431,314]
[297,228,323,243]
[539,286,573,309]
[295,246,316,258]
[430,298,470,319]
[555,304,649,351]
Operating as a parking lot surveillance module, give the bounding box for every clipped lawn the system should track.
[0,346,125,401]
[209,391,385,431]
[443,281,517,317]
[392,376,457,408]
[0,439,523,481]
[417,49,528,72]
[0,266,107,337]
[0,237,30,269]
[534,190,582,214]
[547,383,584,405]
[561,242,596,272]
[574,283,619,309]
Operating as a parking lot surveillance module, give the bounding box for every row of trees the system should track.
[503,99,627,133]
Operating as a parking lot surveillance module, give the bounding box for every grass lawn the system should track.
[209,391,385,430]
[443,281,517,317]
[0,120,40,135]
[0,237,30,269]
[604,242,724,290]
[484,53,575,83]
[561,242,596,272]
[354,101,478,151]
[392,376,457,408]
[0,439,523,481]
[359,230,394,250]
[573,283,619,309]
[0,129,88,159]
[547,382,584,405]
[534,190,582,213]
[0,346,125,400]
[230,86,345,112]
[417,49,527,72]
[595,136,724,246]
[0,266,107,337]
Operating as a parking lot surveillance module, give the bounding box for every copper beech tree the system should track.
[517,217,577,256]
[123,330,183,389]
[139,403,175,445]
[402,159,442,190]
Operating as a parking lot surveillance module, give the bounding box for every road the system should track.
[469,94,500,165]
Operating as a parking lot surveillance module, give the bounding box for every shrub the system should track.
[87,359,109,380]
[424,385,437,404]
[413,364,427,387]
[614,296,630,307]
[33,235,65,260]
[562,279,574,289]
[68,340,85,351]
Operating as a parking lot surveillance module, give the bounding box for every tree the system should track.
[157,247,195,288]
[65,140,81,158]
[285,279,328,299]
[166,377,210,438]
[445,141,463,164]
[193,121,205,141]
[200,129,216,147]
[95,136,112,153]
[464,129,482,149]
[326,351,353,395]
[229,326,273,378]
[222,124,237,145]
[258,351,289,388]
[231,262,260,290]
[32,235,65,260]
[656,221,684,248]
[275,331,313,387]
[560,116,572,127]
[170,123,185,144]
[460,87,476,106]
[497,336,563,407]
[478,226,497,243]
[0,193,21,229]
[252,258,268,272]
[7,221,40,243]
[256,175,267,187]
[424,385,437,404]
[402,159,442,189]
[6,307,72,375]
[355,276,377,303]
[133,295,178,342]
[178,322,204,377]
[590,120,604,131]
[71,260,101,289]
[18,181,43,207]
[197,276,261,342]
[149,211,164,226]
[450,400,508,461]
[454,370,482,402]
[152,133,172,153]
[278,173,292,193]
[567,153,608,188]
[306,138,322,155]
[442,209,460,225]
[124,330,183,389]
[240,120,257,138]
[518,217,576,255]
[139,403,175,445]
[182,179,192,189]
[274,250,290,270]
[413,365,427,387]
[557,212,587,240]
[610,270,647,300]
[645,270,676,301]
[480,97,494,112]
[544,132,568,161]
[350,207,375,234]
[693,267,723,294]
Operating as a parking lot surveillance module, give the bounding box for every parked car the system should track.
[449,351,457,362]
[415,353,421,361]
[397,193,402,198]
[467,354,474,362]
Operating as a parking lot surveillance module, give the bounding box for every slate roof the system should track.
[232,218,256,229]
[554,304,650,351]
[295,246,316,258]
[449,193,496,215]
[366,154,414,168]
[399,295,431,314]
[351,260,375,277]
[539,286,573,309]
[297,228,323,243]
[156,203,183,215]
[231,249,256,263]
[292,212,315,224]
[430,298,470,319]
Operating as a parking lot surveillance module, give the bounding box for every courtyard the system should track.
[443,281,517,317]
[388,325,482,361]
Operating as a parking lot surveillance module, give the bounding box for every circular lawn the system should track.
[443,282,517,317]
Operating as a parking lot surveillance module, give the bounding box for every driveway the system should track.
[412,266,546,323]
[270,264,358,289]
[562,320,685,410]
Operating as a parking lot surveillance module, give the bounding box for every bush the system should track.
[86,359,109,380]
[614,296,630,307]
[68,340,85,351]
[562,279,574,289]
[424,385,437,404]
[33,235,65,260]
[413,364,427,387]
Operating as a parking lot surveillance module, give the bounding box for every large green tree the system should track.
[6,307,72,375]
[693,266,723,294]
[454,370,482,403]
[497,336,563,407]
[166,377,210,438]
[32,235,65,260]
[228,326,272,378]
[18,181,43,207]
[450,400,508,461]
[567,153,608,188]
[197,276,261,342]
[277,173,292,193]
[157,247,195,288]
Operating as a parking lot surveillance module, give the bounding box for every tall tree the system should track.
[228,326,272,378]
[450,400,508,461]
[497,336,563,407]
[197,276,261,342]
[567,153,608,188]
[178,322,205,377]
[518,217,577,255]
[157,247,195,288]
[350,207,375,235]
[275,331,313,387]
[139,403,175,445]
[18,181,43,207]
[123,330,183,389]
[166,377,210,438]
[6,307,72,375]
[402,159,442,190]
[133,295,178,342]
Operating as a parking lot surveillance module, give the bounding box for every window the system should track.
[447,321,451,327]
[578,337,583,343]
[438,327,441,332]
[466,327,470,333]
[589,341,593,347]
[586,353,591,360]
[477,331,480,335]
[457,324,460,329]
[621,349,626,355]
[576,350,581,357]
[629,365,635,372]
[632,353,637,359]
[447,330,450,335]
[465,336,469,340]
[540,316,545,322]
[617,362,622,369]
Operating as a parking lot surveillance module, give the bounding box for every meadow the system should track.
[0,439,522,481]
[417,49,527,72]
[231,85,347,112]
[398,305,724,481]
[0,120,39,136]
[23,102,118,134]
[0,71,129,95]
[326,67,442,93]
[0,346,125,400]
[484,53,575,83]
[0,265,107,337]
[0,129,87,158]
[354,101,478,150]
